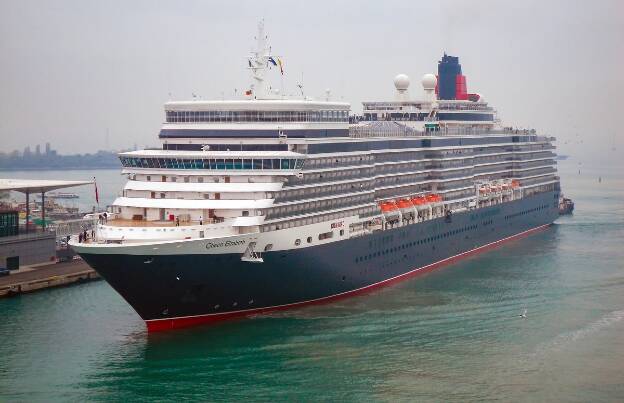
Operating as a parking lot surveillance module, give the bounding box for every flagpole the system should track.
[93,177,100,211]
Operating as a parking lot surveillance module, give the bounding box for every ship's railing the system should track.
[349,124,539,139]
[103,217,224,228]
[350,122,422,138]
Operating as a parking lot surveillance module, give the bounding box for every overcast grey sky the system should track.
[0,0,622,162]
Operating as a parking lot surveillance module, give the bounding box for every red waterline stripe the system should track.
[146,223,552,332]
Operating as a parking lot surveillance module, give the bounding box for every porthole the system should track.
[307,236,312,243]
[294,239,301,246]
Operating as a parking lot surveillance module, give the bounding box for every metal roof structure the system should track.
[0,179,93,194]
[0,179,94,232]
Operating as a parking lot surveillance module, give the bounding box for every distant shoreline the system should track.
[0,165,120,172]
[0,149,125,172]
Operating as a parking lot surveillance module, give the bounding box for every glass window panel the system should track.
[281,159,290,169]
[262,159,272,169]
[233,159,243,169]
[272,159,280,169]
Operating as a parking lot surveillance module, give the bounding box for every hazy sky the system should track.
[1,0,622,162]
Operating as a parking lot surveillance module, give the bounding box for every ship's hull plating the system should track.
[79,191,559,331]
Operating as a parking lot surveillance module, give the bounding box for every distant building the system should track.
[23,146,31,156]
[45,143,51,155]
[35,144,41,156]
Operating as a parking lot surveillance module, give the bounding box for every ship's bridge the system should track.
[160,99,351,139]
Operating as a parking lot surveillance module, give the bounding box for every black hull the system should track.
[79,191,559,330]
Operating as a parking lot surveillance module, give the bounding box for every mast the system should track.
[248,20,276,100]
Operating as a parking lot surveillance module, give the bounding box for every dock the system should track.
[0,259,100,298]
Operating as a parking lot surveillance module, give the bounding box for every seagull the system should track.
[519,309,527,319]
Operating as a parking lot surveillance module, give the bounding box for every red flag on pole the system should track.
[94,177,99,204]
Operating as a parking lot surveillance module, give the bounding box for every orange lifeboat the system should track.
[379,201,398,213]
[411,195,427,206]
[511,180,520,188]
[396,199,413,209]
[425,194,440,203]
[479,186,488,195]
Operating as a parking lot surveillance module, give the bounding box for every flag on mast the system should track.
[94,177,99,204]
[277,57,284,75]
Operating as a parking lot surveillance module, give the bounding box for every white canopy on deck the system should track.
[0,179,93,194]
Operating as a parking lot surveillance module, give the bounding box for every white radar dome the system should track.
[393,74,410,91]
[421,73,437,90]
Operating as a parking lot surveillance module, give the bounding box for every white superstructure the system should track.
[82,22,557,258]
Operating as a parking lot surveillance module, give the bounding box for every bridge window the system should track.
[120,156,303,171]
[165,109,349,123]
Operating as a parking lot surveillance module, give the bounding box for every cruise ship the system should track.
[71,22,560,331]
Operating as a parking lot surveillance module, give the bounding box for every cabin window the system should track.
[294,239,301,246]
[307,236,312,243]
[318,231,333,241]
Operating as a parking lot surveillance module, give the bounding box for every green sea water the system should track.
[0,160,623,401]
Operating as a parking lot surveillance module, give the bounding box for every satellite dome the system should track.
[421,73,437,90]
[393,74,410,91]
